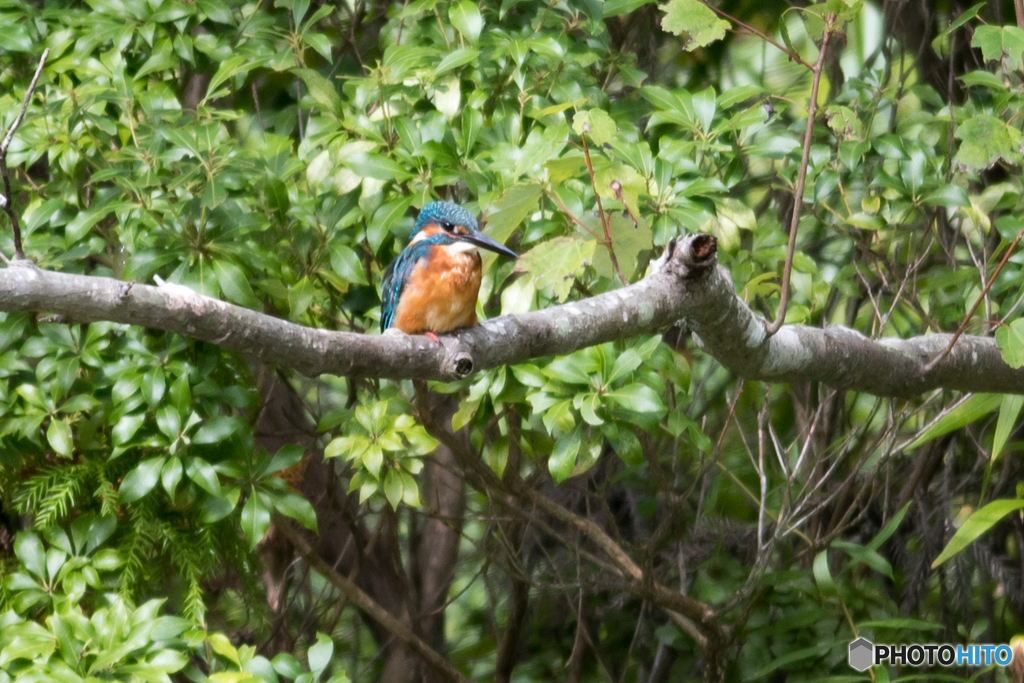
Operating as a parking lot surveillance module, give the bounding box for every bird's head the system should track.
[410,200,518,259]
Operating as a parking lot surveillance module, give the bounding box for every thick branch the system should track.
[683,262,1024,397]
[2,236,1024,396]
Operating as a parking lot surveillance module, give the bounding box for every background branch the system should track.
[276,517,471,683]
[0,48,48,261]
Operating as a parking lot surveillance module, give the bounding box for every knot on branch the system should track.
[440,343,475,380]
[650,233,718,281]
[679,233,717,271]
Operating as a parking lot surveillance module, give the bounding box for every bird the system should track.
[380,201,518,339]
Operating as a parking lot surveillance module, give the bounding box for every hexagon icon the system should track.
[848,638,874,672]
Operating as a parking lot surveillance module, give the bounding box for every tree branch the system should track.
[2,234,1024,397]
[275,516,472,683]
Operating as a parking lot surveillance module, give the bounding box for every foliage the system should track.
[1,0,1024,680]
[0,525,343,683]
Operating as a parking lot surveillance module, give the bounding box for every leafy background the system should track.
[2,0,1024,680]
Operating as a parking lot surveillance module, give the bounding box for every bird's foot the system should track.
[425,332,440,344]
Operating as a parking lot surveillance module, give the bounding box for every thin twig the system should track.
[579,130,627,285]
[1,48,49,261]
[707,4,814,70]
[544,189,604,241]
[276,516,473,683]
[923,223,1024,372]
[765,16,834,335]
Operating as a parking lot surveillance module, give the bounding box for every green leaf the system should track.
[608,383,665,414]
[271,492,318,532]
[955,114,1023,169]
[161,458,184,496]
[905,394,1001,450]
[294,68,343,117]
[212,260,259,308]
[383,470,403,509]
[64,201,133,244]
[932,2,984,54]
[550,426,582,483]
[120,457,167,502]
[971,24,1024,71]
[47,419,73,458]
[241,491,271,550]
[691,86,716,133]
[922,184,969,208]
[14,533,47,579]
[514,236,596,301]
[572,109,617,147]
[858,618,943,632]
[112,413,145,447]
[156,405,182,440]
[342,153,410,181]
[603,0,655,17]
[330,244,369,285]
[591,214,652,281]
[304,32,334,63]
[812,550,835,596]
[193,416,242,445]
[185,457,222,496]
[288,277,315,318]
[266,444,307,475]
[449,0,483,43]
[399,470,420,507]
[867,501,911,551]
[434,47,479,76]
[661,0,730,50]
[832,540,893,579]
[143,367,166,406]
[578,394,603,425]
[993,394,1024,461]
[307,633,333,678]
[368,196,415,253]
[484,184,542,244]
[932,498,1024,568]
[206,55,263,101]
[997,319,1024,369]
[265,178,290,224]
[136,39,176,78]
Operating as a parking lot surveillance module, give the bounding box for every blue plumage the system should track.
[410,201,478,239]
[379,200,517,334]
[380,233,461,332]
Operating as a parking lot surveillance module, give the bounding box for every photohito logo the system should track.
[848,638,1014,671]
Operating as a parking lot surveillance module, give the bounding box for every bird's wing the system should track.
[380,242,430,332]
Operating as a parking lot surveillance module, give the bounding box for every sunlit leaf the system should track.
[661,0,730,50]
[932,498,1024,568]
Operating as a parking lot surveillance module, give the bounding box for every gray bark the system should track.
[2,234,1021,397]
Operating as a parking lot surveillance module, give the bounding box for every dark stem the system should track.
[275,516,472,683]
[923,223,1024,372]
[1,48,49,261]
[707,5,814,70]
[580,130,627,285]
[765,17,834,336]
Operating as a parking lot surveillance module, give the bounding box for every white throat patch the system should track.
[446,241,479,254]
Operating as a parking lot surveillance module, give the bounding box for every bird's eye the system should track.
[441,221,454,232]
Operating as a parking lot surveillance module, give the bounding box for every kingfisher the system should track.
[380,201,518,339]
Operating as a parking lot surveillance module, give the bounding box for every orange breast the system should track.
[391,246,483,334]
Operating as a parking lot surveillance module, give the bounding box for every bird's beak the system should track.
[463,230,519,259]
